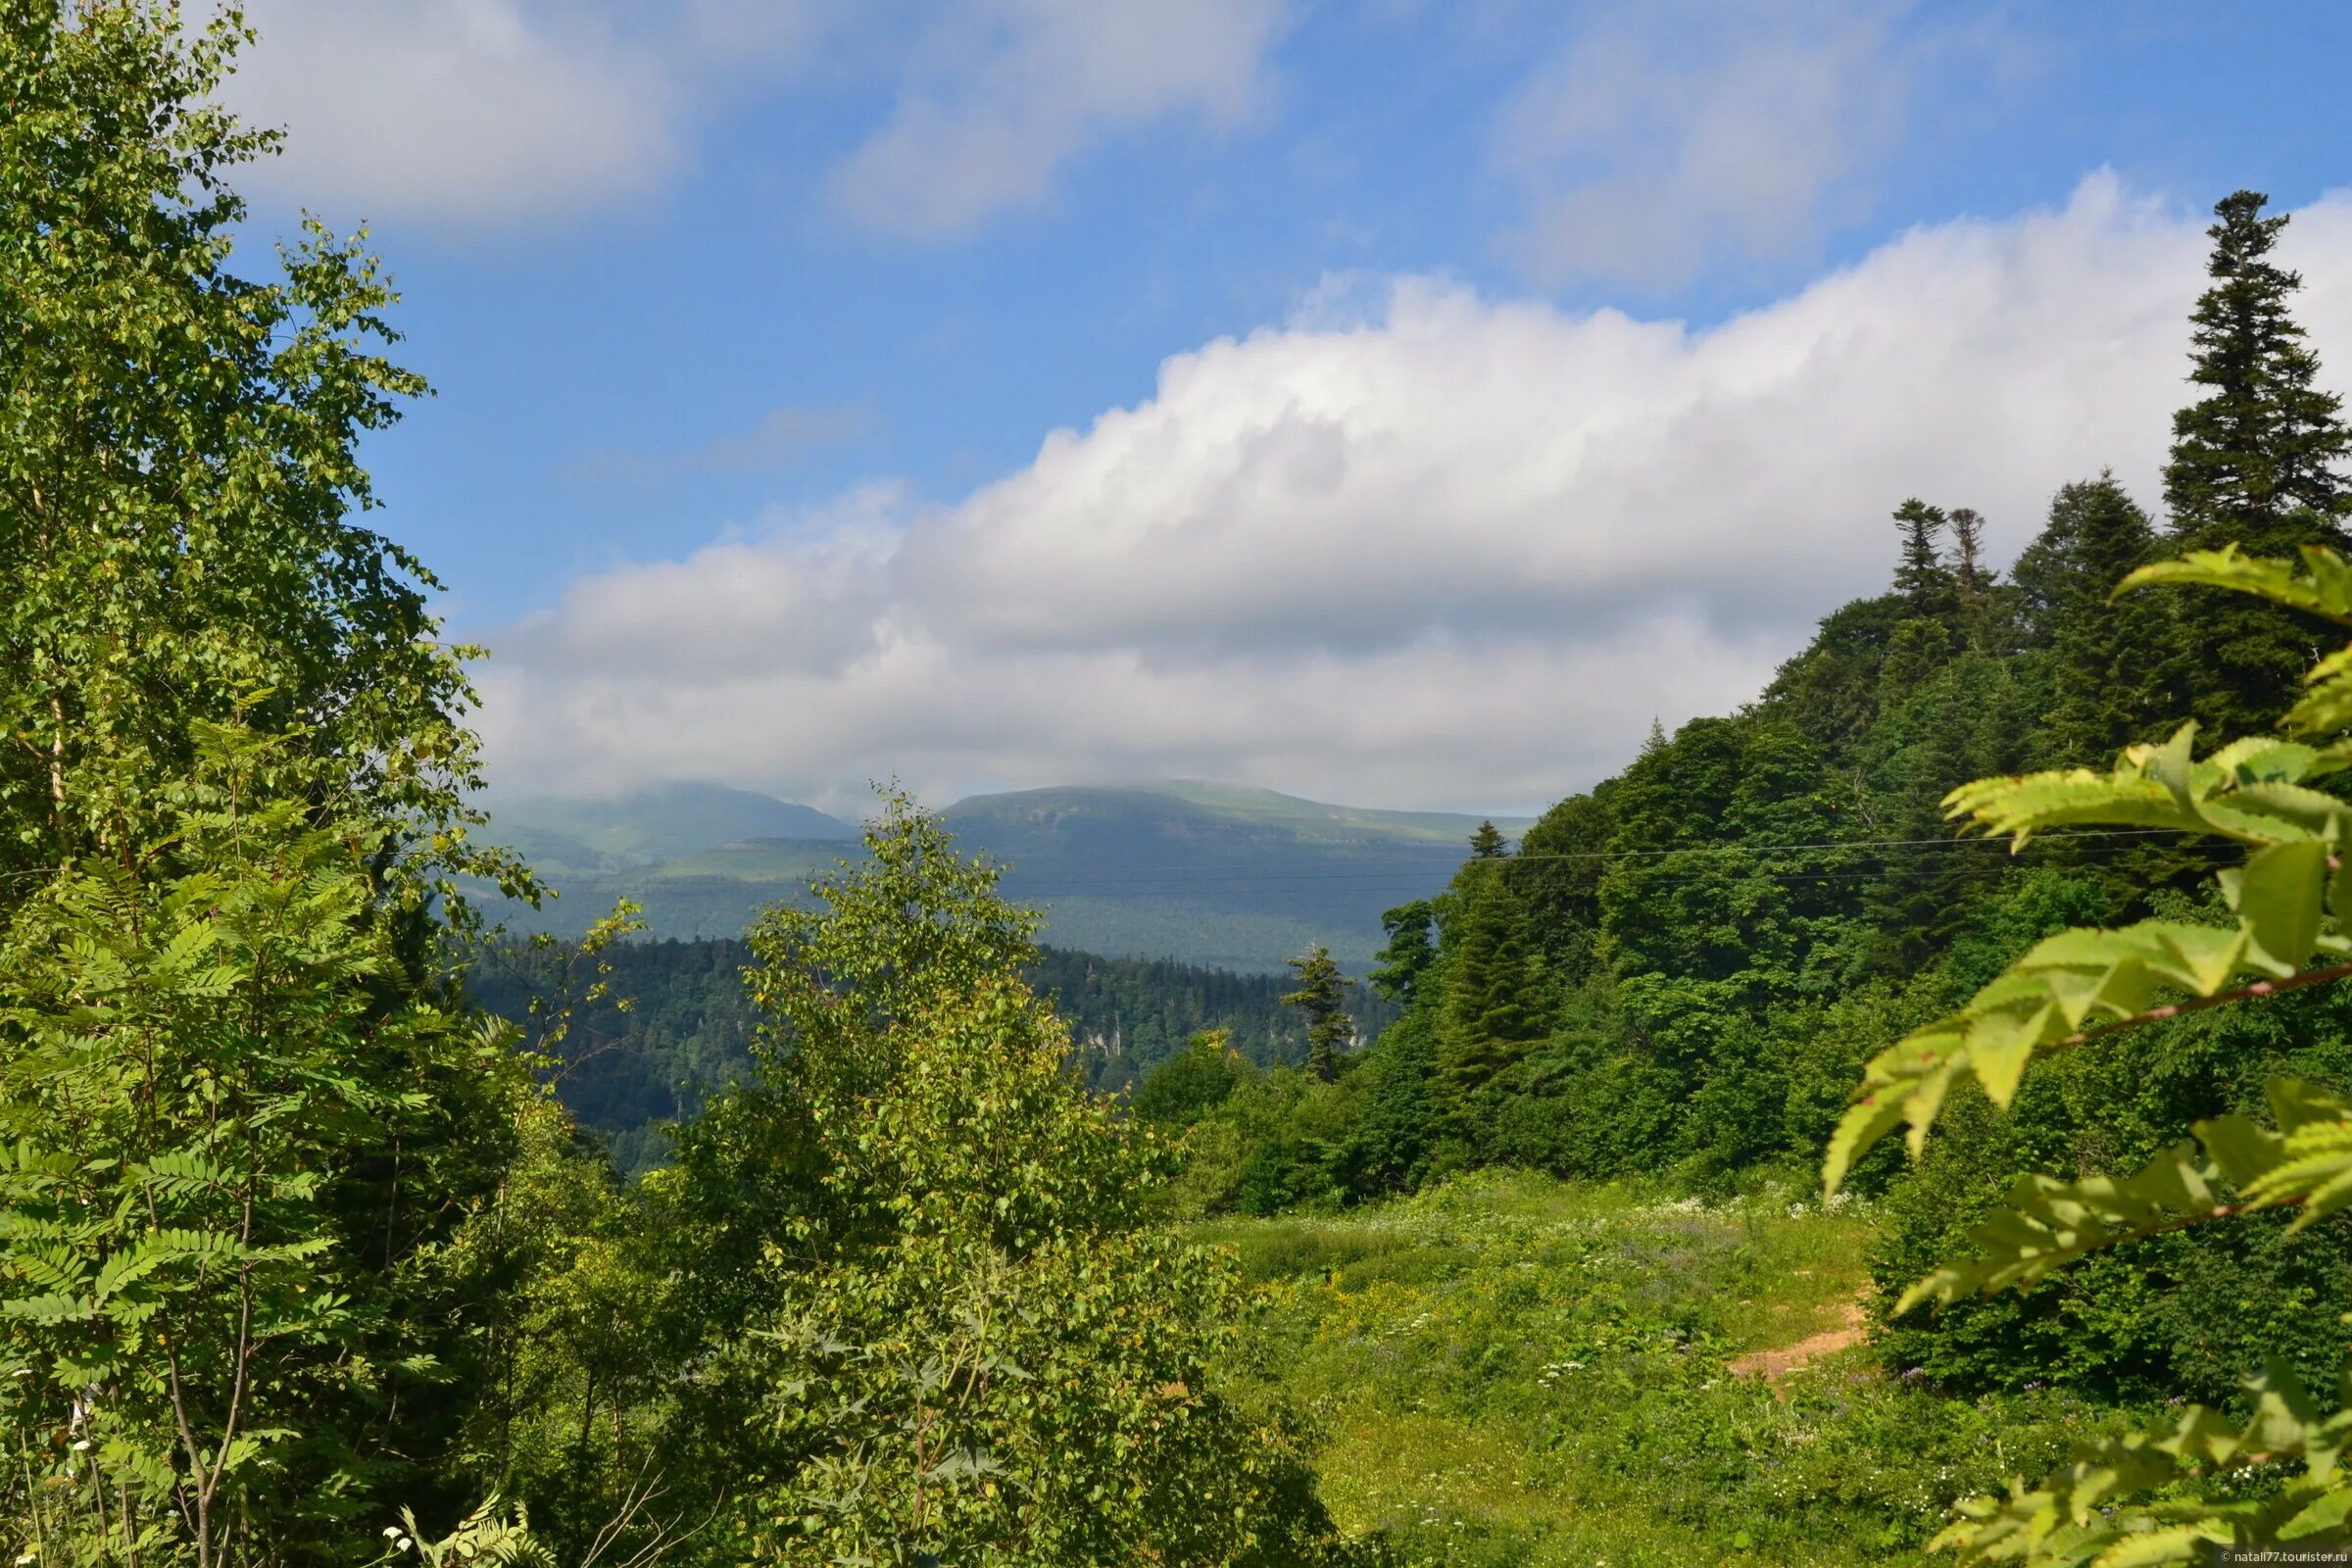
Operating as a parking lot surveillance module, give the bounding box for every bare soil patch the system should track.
[1727,1295,1868,1384]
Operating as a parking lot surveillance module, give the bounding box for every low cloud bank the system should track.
[474,177,2352,814]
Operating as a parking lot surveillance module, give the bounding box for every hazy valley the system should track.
[486,777,1532,972]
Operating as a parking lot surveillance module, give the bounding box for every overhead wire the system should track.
[992,830,2233,897]
[969,825,2189,884]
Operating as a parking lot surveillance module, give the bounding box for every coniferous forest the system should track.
[14,6,2352,1566]
[469,941,1399,1180]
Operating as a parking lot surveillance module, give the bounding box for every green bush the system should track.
[1133,1028,1252,1126]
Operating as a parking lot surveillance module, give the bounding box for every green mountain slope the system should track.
[484,780,1531,971]
[485,781,856,877]
[956,780,1508,846]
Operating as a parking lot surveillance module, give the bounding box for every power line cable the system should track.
[988,830,2224,892]
[963,825,2191,882]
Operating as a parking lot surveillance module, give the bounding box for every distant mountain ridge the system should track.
[483,779,1533,972]
[484,781,857,877]
[946,779,1513,847]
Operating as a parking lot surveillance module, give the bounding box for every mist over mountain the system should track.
[484,780,857,873]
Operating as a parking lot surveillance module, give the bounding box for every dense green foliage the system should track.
[0,728,533,1561]
[1816,540,2352,1558]
[0,6,540,1557]
[0,2,516,913]
[0,10,1358,1563]
[1136,188,2352,1458]
[1282,944,1359,1083]
[637,800,1355,1561]
[468,938,1398,1177]
[17,6,2352,1561]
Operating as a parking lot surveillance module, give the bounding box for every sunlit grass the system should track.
[1199,1169,2120,1566]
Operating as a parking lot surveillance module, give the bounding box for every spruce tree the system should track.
[2010,496,2089,648]
[1281,942,1357,1082]
[1369,899,1438,1004]
[2039,477,2176,764]
[2012,476,2205,910]
[1468,819,1508,858]
[1509,789,1615,984]
[2164,190,2352,733]
[1877,618,1957,708]
[1892,498,1958,615]
[1436,863,1544,1097]
[1947,507,1989,603]
[1863,651,2024,972]
[2166,191,2349,539]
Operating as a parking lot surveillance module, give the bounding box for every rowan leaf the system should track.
[1897,1144,2222,1312]
[2123,545,2352,628]
[2231,840,2330,973]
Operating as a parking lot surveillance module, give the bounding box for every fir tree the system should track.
[1892,498,1958,615]
[1281,942,1356,1082]
[1947,507,1989,602]
[1877,617,1957,708]
[1863,651,2021,972]
[1468,819,1508,858]
[1369,900,1439,1004]
[2010,496,2089,648]
[2010,476,2204,910]
[2038,477,2176,765]
[2164,191,2352,734]
[2165,191,2350,540]
[1436,864,1544,1097]
[1509,789,1615,984]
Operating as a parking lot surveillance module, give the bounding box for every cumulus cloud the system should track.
[828,0,1289,238]
[220,0,1287,235]
[472,179,2352,814]
[221,1,761,225]
[1494,0,1917,288]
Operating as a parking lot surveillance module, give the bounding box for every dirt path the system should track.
[1726,1295,1868,1384]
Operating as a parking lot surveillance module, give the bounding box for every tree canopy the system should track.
[2164,189,2352,737]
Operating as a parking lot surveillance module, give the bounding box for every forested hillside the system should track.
[18,6,2352,1565]
[471,938,1399,1176]
[1142,184,2352,1432]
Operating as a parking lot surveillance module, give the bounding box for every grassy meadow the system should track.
[1201,1171,2131,1566]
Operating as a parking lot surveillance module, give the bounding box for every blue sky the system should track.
[218,1,2352,811]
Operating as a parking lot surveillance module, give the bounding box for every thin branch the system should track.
[2060,960,2352,1052]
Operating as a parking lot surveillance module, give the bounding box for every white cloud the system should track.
[828,0,1289,238]
[1493,0,1915,288]
[223,0,751,224]
[220,0,1285,234]
[472,178,2352,814]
